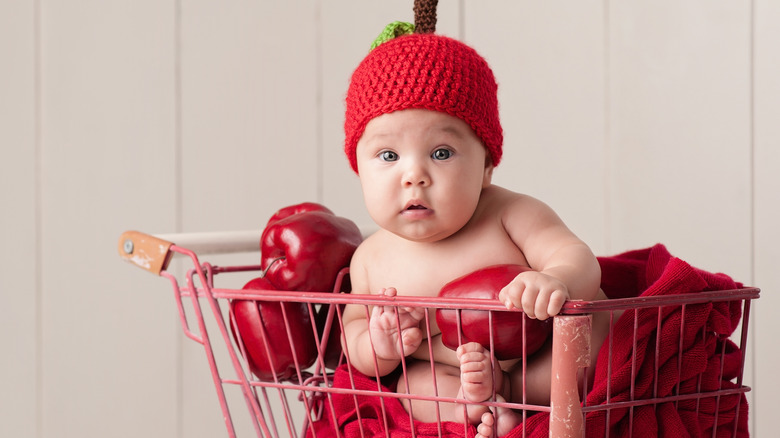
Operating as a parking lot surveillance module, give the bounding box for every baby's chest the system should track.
[368,245,525,297]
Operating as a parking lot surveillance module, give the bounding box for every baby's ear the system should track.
[482,162,494,187]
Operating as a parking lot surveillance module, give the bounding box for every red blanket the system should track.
[306,245,749,437]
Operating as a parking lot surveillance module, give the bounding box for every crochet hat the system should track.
[344,24,503,173]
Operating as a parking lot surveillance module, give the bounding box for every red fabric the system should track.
[306,365,478,438]
[307,245,749,437]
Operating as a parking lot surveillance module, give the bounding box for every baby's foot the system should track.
[456,342,503,425]
[457,342,497,403]
[475,402,522,438]
[475,412,495,438]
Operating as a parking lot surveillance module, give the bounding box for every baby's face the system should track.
[356,109,492,243]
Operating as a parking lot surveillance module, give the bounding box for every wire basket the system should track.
[118,230,758,438]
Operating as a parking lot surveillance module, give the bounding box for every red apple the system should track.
[259,203,362,371]
[260,209,362,293]
[264,202,333,228]
[436,265,553,360]
[230,277,317,381]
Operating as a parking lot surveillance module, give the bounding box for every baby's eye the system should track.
[380,150,399,162]
[432,148,453,160]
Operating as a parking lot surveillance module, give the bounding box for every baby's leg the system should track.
[399,360,464,424]
[399,343,509,426]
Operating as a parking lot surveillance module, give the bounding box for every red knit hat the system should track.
[344,32,503,173]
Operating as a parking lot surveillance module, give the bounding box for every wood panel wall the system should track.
[2,1,777,436]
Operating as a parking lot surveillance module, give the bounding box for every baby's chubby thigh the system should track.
[397,359,463,423]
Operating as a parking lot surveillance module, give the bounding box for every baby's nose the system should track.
[403,163,430,187]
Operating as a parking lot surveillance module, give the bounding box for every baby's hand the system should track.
[498,271,569,320]
[368,287,425,360]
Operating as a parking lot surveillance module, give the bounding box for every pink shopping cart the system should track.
[118,230,758,438]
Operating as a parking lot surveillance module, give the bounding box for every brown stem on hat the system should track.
[413,0,438,34]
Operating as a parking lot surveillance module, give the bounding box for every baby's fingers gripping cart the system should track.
[118,230,758,438]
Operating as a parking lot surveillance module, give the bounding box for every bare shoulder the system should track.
[478,185,557,222]
[479,185,573,252]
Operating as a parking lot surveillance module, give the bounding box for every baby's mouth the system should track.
[402,201,431,215]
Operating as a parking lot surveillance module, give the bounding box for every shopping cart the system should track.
[118,230,758,438]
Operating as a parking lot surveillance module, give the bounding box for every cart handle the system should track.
[118,229,262,275]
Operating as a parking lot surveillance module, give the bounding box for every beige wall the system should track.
[2,1,777,437]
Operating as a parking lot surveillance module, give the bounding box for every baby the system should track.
[340,27,610,437]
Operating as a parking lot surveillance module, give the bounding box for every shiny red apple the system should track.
[230,277,317,381]
[436,264,553,360]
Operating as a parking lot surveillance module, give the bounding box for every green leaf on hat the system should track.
[370,21,415,51]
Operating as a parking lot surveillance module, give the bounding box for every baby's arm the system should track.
[498,195,601,320]
[341,252,424,377]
